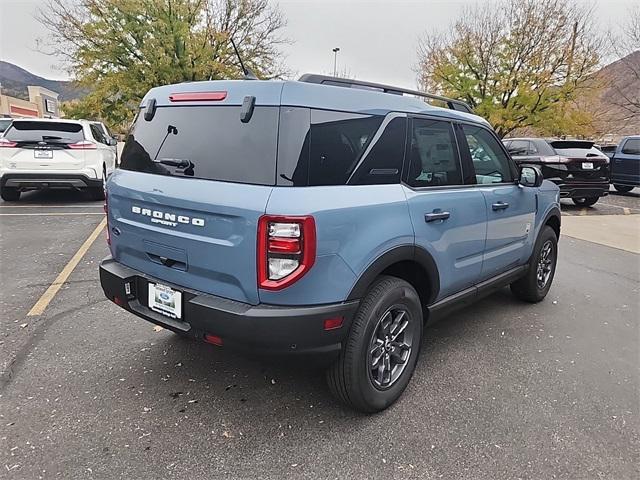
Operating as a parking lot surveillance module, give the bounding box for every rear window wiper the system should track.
[154,158,192,168]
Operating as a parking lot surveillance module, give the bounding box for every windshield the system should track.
[119,105,279,185]
[4,121,85,144]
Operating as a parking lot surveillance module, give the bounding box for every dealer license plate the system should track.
[34,150,53,159]
[582,162,594,170]
[148,283,182,319]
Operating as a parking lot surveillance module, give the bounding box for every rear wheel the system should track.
[0,187,20,202]
[326,276,423,413]
[510,226,558,303]
[613,184,634,193]
[88,169,106,201]
[572,196,599,207]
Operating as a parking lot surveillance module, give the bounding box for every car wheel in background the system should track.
[571,196,599,207]
[613,184,634,193]
[510,226,558,303]
[326,275,423,413]
[0,187,20,202]
[88,170,106,201]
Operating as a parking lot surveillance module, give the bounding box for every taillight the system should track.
[68,140,97,150]
[0,138,17,148]
[257,215,316,290]
[104,191,111,246]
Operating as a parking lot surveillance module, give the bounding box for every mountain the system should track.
[0,61,85,101]
[591,51,640,138]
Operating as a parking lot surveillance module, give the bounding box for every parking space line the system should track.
[27,218,107,317]
[0,213,105,216]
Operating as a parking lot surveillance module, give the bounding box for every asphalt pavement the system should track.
[1,188,638,479]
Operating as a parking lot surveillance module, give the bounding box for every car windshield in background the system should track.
[0,119,12,133]
[4,121,85,144]
[120,106,279,185]
[549,140,604,158]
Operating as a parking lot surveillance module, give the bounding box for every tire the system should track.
[88,169,106,201]
[0,187,20,202]
[510,226,558,303]
[613,184,634,193]
[571,196,599,207]
[326,276,423,413]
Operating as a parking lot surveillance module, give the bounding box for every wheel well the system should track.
[545,215,560,238]
[380,260,432,310]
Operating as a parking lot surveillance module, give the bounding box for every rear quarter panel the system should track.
[261,184,414,305]
[534,179,561,242]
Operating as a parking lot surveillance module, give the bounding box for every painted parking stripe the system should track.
[27,218,107,316]
[0,213,105,216]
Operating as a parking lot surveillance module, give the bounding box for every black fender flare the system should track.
[541,206,561,235]
[346,245,440,303]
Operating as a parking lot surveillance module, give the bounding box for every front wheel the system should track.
[510,226,558,303]
[613,184,634,193]
[572,196,599,207]
[326,276,423,413]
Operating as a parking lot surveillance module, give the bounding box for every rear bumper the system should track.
[99,257,358,361]
[0,173,102,190]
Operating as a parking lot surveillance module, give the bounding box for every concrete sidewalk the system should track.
[560,214,640,253]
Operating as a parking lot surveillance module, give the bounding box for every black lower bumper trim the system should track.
[556,183,609,199]
[1,173,102,190]
[99,257,358,360]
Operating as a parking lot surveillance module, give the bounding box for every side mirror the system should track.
[108,137,118,147]
[519,166,543,187]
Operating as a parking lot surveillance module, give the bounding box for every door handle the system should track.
[424,211,450,222]
[492,202,509,211]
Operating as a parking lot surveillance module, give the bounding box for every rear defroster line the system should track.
[27,218,107,316]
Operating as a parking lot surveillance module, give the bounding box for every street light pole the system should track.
[332,47,340,77]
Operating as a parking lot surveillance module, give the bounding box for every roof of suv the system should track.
[140,79,490,127]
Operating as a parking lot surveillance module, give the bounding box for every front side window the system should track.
[462,125,514,184]
[507,140,531,156]
[406,118,462,187]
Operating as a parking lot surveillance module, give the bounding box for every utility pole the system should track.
[332,47,340,77]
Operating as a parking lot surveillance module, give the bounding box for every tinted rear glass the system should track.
[549,140,603,157]
[120,106,279,185]
[4,121,84,143]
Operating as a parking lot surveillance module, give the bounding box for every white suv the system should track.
[0,118,117,201]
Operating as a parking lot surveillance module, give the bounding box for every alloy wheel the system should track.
[368,307,414,389]
[536,240,554,289]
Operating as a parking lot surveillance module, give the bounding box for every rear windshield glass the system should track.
[549,140,604,157]
[120,106,279,185]
[4,121,84,144]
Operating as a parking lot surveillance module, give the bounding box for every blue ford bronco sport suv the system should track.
[100,74,561,412]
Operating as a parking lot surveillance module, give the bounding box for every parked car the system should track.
[610,135,640,193]
[0,118,12,135]
[100,75,561,412]
[0,118,117,201]
[504,137,609,207]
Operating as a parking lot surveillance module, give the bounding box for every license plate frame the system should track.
[582,162,594,170]
[34,150,53,159]
[148,283,182,319]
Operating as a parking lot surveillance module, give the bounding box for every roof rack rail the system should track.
[298,74,473,114]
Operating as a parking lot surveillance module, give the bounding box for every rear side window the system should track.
[407,118,462,187]
[462,125,514,184]
[349,116,406,185]
[622,139,640,155]
[308,110,383,185]
[507,140,535,156]
[4,121,84,144]
[120,106,279,185]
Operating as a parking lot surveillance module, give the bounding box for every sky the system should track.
[0,0,636,90]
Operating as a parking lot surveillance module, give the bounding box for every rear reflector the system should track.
[169,91,227,102]
[68,141,97,150]
[204,334,223,346]
[113,296,125,306]
[323,317,344,331]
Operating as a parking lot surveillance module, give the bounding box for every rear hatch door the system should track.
[549,140,609,182]
[109,82,283,305]
[1,120,86,170]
